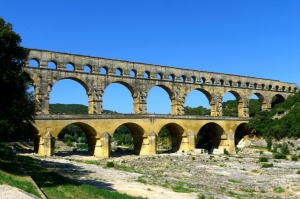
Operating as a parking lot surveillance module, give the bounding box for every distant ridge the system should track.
[49,104,118,114]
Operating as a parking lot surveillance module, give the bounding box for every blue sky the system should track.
[2,1,300,114]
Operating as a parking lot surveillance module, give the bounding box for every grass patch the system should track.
[228,179,241,183]
[261,163,273,168]
[172,181,195,193]
[274,186,285,193]
[291,154,299,161]
[241,188,255,193]
[258,157,268,162]
[0,144,41,198]
[115,165,142,173]
[273,153,286,159]
[296,170,300,174]
[18,155,145,199]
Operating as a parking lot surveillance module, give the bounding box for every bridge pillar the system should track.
[139,131,157,155]
[238,99,249,118]
[187,131,195,150]
[94,132,111,158]
[38,132,55,156]
[88,88,104,114]
[133,91,147,114]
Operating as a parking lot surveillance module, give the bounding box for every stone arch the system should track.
[66,62,75,71]
[234,123,252,147]
[83,64,92,73]
[100,66,108,74]
[185,88,212,115]
[130,69,137,77]
[169,74,175,81]
[158,122,185,152]
[116,68,123,76]
[196,122,225,154]
[250,92,266,111]
[28,58,40,67]
[47,60,57,69]
[112,122,145,155]
[147,84,176,114]
[222,90,245,117]
[271,93,286,108]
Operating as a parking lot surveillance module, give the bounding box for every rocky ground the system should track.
[14,137,300,199]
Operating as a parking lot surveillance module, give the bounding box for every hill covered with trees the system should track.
[246,92,300,140]
[49,104,118,114]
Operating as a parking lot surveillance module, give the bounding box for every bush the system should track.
[259,157,268,162]
[224,148,229,155]
[106,161,114,167]
[273,153,286,159]
[266,138,272,151]
[261,163,273,168]
[66,140,73,147]
[296,170,300,174]
[274,186,285,193]
[291,154,298,161]
[280,143,290,155]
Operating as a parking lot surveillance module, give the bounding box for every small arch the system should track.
[237,81,241,87]
[288,87,292,92]
[261,84,265,90]
[244,82,249,88]
[200,77,205,84]
[218,79,224,86]
[83,65,92,73]
[180,75,186,82]
[210,78,215,85]
[228,80,233,87]
[169,74,175,81]
[294,87,298,92]
[144,71,150,78]
[100,66,108,74]
[282,86,286,92]
[253,83,257,89]
[29,59,39,67]
[268,85,272,90]
[66,63,75,71]
[275,85,279,91]
[196,122,224,154]
[156,73,162,80]
[47,61,57,69]
[116,68,122,76]
[190,76,196,83]
[130,69,136,77]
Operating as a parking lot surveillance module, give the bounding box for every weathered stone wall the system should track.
[24,49,298,117]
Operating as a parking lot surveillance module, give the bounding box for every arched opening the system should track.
[222,91,240,117]
[100,67,108,74]
[130,69,136,77]
[190,76,196,83]
[144,71,150,78]
[66,63,75,71]
[196,122,224,154]
[112,123,144,156]
[249,93,263,117]
[218,79,224,86]
[237,81,241,87]
[235,123,252,148]
[156,73,162,80]
[158,123,184,153]
[244,82,249,88]
[49,79,88,111]
[180,75,186,82]
[157,126,172,153]
[184,89,211,116]
[55,122,97,156]
[169,74,175,81]
[83,65,92,73]
[227,80,233,87]
[271,94,285,108]
[47,61,56,69]
[200,78,205,84]
[147,86,173,114]
[29,59,39,67]
[210,78,215,85]
[116,68,122,76]
[102,82,134,114]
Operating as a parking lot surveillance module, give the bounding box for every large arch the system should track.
[147,85,176,114]
[222,90,243,117]
[103,81,135,114]
[196,122,224,154]
[184,88,211,116]
[112,122,145,155]
[158,123,185,152]
[271,94,286,108]
[234,123,252,147]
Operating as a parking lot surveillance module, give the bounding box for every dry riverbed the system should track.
[24,146,300,199]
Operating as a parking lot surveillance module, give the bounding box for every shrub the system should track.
[273,153,286,159]
[66,140,73,147]
[274,186,285,193]
[280,143,290,155]
[192,157,195,160]
[261,163,273,168]
[224,148,229,155]
[258,157,268,162]
[296,170,300,174]
[291,154,298,161]
[266,138,272,151]
[106,161,114,167]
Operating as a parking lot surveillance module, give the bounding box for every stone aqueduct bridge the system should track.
[24,49,298,158]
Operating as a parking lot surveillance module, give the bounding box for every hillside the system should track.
[49,104,118,114]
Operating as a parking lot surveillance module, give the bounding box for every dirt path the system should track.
[41,157,198,199]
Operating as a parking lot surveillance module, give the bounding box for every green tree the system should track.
[0,17,35,141]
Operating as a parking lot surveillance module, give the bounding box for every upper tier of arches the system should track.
[26,49,298,93]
